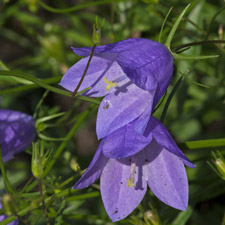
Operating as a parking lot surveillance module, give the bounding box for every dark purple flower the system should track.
[60,38,174,139]
[0,109,36,162]
[73,116,195,222]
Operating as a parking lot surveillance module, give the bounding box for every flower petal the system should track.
[149,117,195,168]
[72,38,174,93]
[72,38,146,56]
[143,140,188,211]
[133,95,155,134]
[60,53,127,97]
[118,44,174,92]
[100,157,147,222]
[102,119,153,159]
[97,83,153,139]
[0,110,36,162]
[73,141,108,189]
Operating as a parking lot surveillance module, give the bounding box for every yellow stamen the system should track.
[104,77,118,91]
[126,158,136,188]
[127,177,135,187]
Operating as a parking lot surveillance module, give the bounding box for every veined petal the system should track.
[96,83,153,139]
[117,44,173,92]
[149,117,195,168]
[102,119,153,159]
[73,141,108,189]
[100,157,147,222]
[72,38,147,56]
[134,94,155,134]
[59,53,127,97]
[143,140,188,211]
[72,38,174,93]
[0,110,36,162]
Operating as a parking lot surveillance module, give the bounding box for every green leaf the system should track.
[172,53,219,60]
[38,0,127,14]
[184,138,225,149]
[0,70,100,104]
[171,206,193,225]
[158,7,173,43]
[165,4,191,49]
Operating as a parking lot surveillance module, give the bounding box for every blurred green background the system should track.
[0,0,225,224]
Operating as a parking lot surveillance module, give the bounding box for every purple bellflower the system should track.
[74,116,195,222]
[0,109,36,162]
[60,38,174,139]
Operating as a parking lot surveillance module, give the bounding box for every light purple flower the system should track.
[0,109,36,162]
[60,38,174,139]
[73,116,195,222]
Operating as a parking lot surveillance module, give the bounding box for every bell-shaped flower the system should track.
[0,109,36,162]
[60,38,174,139]
[73,116,195,222]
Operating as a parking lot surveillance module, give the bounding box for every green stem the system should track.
[42,106,95,178]
[72,44,96,96]
[183,138,225,150]
[38,178,50,225]
[160,76,183,122]
[38,0,125,13]
[158,7,173,43]
[0,70,100,105]
[24,105,96,193]
[173,40,225,52]
[206,5,225,39]
[0,147,15,195]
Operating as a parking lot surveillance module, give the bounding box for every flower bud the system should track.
[144,210,161,225]
[1,194,18,216]
[92,16,104,44]
[208,150,225,180]
[31,142,43,178]
[70,158,80,172]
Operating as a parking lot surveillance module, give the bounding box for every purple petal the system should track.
[0,110,36,162]
[73,141,108,189]
[72,38,146,56]
[72,38,174,94]
[149,117,195,168]
[142,140,188,211]
[96,83,153,139]
[133,95,155,134]
[60,53,127,97]
[100,157,147,222]
[102,119,152,159]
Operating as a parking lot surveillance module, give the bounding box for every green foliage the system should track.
[0,0,225,224]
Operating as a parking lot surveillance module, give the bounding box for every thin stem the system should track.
[38,0,125,14]
[42,104,96,178]
[158,7,173,43]
[173,40,225,51]
[72,44,96,96]
[0,147,15,194]
[160,76,183,122]
[38,178,50,225]
[206,5,225,39]
[0,70,100,105]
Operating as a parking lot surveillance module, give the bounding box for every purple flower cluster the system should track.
[60,38,194,221]
[0,109,36,223]
[0,109,36,162]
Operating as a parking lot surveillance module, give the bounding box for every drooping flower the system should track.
[60,38,174,139]
[0,109,36,162]
[73,116,195,222]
